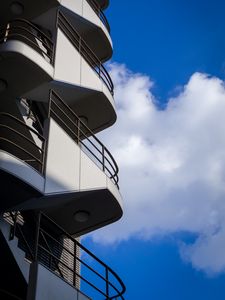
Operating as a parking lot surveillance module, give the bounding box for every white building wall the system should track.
[44,119,81,194]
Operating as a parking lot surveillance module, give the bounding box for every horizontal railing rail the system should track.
[7,211,126,299]
[57,11,114,95]
[86,0,110,32]
[0,19,54,64]
[0,112,46,174]
[49,90,119,186]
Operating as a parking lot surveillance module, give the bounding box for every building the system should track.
[0,0,125,299]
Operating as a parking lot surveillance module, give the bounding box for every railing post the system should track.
[41,139,46,174]
[4,23,10,42]
[34,212,41,262]
[9,212,18,241]
[106,268,109,299]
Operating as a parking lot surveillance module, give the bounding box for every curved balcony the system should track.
[86,0,110,33]
[0,93,122,234]
[0,112,46,174]
[0,95,118,185]
[60,1,112,62]
[0,19,54,99]
[0,19,54,64]
[0,112,44,211]
[25,12,116,134]
[58,11,113,95]
[8,211,126,299]
[49,90,118,186]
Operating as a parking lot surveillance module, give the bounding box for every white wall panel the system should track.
[0,150,45,192]
[80,151,107,190]
[54,29,81,85]
[80,57,102,91]
[61,0,83,15]
[82,0,100,27]
[45,119,80,193]
[33,264,91,300]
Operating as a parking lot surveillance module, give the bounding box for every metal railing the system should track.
[86,0,110,32]
[0,19,54,64]
[49,90,119,186]
[0,112,46,174]
[8,211,126,300]
[58,11,114,95]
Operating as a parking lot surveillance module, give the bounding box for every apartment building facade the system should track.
[0,0,125,299]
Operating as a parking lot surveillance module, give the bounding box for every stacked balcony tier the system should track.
[0,91,122,235]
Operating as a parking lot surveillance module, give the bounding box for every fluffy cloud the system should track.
[91,63,225,274]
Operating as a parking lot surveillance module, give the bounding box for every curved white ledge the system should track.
[0,150,44,193]
[0,40,54,99]
[0,40,54,78]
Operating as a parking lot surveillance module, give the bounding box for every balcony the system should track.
[58,11,113,96]
[24,12,116,134]
[49,90,118,187]
[0,91,122,235]
[0,19,54,99]
[60,0,112,62]
[0,112,44,212]
[6,211,126,299]
[41,90,122,235]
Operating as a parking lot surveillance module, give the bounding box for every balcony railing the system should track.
[7,211,126,300]
[86,0,110,33]
[0,92,119,186]
[57,11,114,95]
[0,19,54,64]
[49,90,119,186]
[0,112,46,174]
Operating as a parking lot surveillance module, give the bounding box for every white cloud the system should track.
[91,63,225,274]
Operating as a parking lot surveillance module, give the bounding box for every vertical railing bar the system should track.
[34,212,41,262]
[9,212,18,240]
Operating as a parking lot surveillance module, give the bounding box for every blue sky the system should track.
[84,1,225,299]
[109,0,225,102]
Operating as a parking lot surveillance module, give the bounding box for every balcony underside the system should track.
[0,169,42,213]
[0,0,59,25]
[60,5,112,62]
[0,165,122,236]
[15,189,123,236]
[24,81,116,134]
[0,41,53,100]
